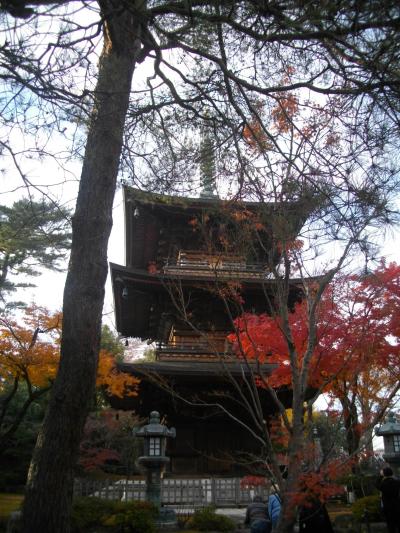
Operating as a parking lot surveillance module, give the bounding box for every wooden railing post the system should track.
[211,478,217,506]
[235,477,241,505]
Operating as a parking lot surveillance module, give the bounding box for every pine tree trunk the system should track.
[21,3,146,532]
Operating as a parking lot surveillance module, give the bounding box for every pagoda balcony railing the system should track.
[163,251,273,279]
[156,340,233,360]
[382,452,400,462]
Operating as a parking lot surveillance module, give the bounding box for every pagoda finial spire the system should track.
[199,126,218,198]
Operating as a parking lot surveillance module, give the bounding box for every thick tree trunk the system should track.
[275,389,305,533]
[340,396,360,458]
[276,457,303,533]
[21,3,146,532]
[360,400,375,469]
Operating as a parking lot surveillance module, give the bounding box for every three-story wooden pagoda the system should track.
[110,186,309,475]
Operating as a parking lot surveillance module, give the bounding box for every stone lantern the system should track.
[376,412,400,475]
[312,426,323,469]
[134,411,176,509]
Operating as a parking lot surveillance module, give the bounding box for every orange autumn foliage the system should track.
[271,94,299,133]
[97,350,139,398]
[269,416,290,451]
[243,85,300,152]
[243,119,272,152]
[0,306,61,390]
[275,239,304,261]
[0,306,139,397]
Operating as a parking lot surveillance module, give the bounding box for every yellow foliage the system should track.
[0,306,61,390]
[0,306,139,397]
[97,350,139,398]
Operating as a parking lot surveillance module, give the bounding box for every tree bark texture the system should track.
[275,394,305,533]
[340,396,360,458]
[22,2,147,531]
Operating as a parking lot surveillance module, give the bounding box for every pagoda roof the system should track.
[124,186,315,217]
[112,187,317,340]
[119,359,276,379]
[125,186,286,210]
[123,187,314,270]
[108,359,294,415]
[110,262,307,339]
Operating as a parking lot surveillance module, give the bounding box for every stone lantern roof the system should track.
[135,411,176,439]
[376,412,400,437]
[376,412,400,473]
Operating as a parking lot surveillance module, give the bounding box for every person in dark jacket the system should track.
[298,498,334,533]
[244,495,271,533]
[376,466,400,533]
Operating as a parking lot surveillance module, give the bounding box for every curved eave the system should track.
[111,263,159,338]
[108,360,297,414]
[110,262,307,339]
[123,187,314,268]
[119,360,276,379]
[376,428,400,436]
[125,186,280,212]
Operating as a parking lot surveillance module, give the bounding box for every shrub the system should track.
[187,506,235,532]
[351,494,382,523]
[71,497,157,532]
[345,474,380,498]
